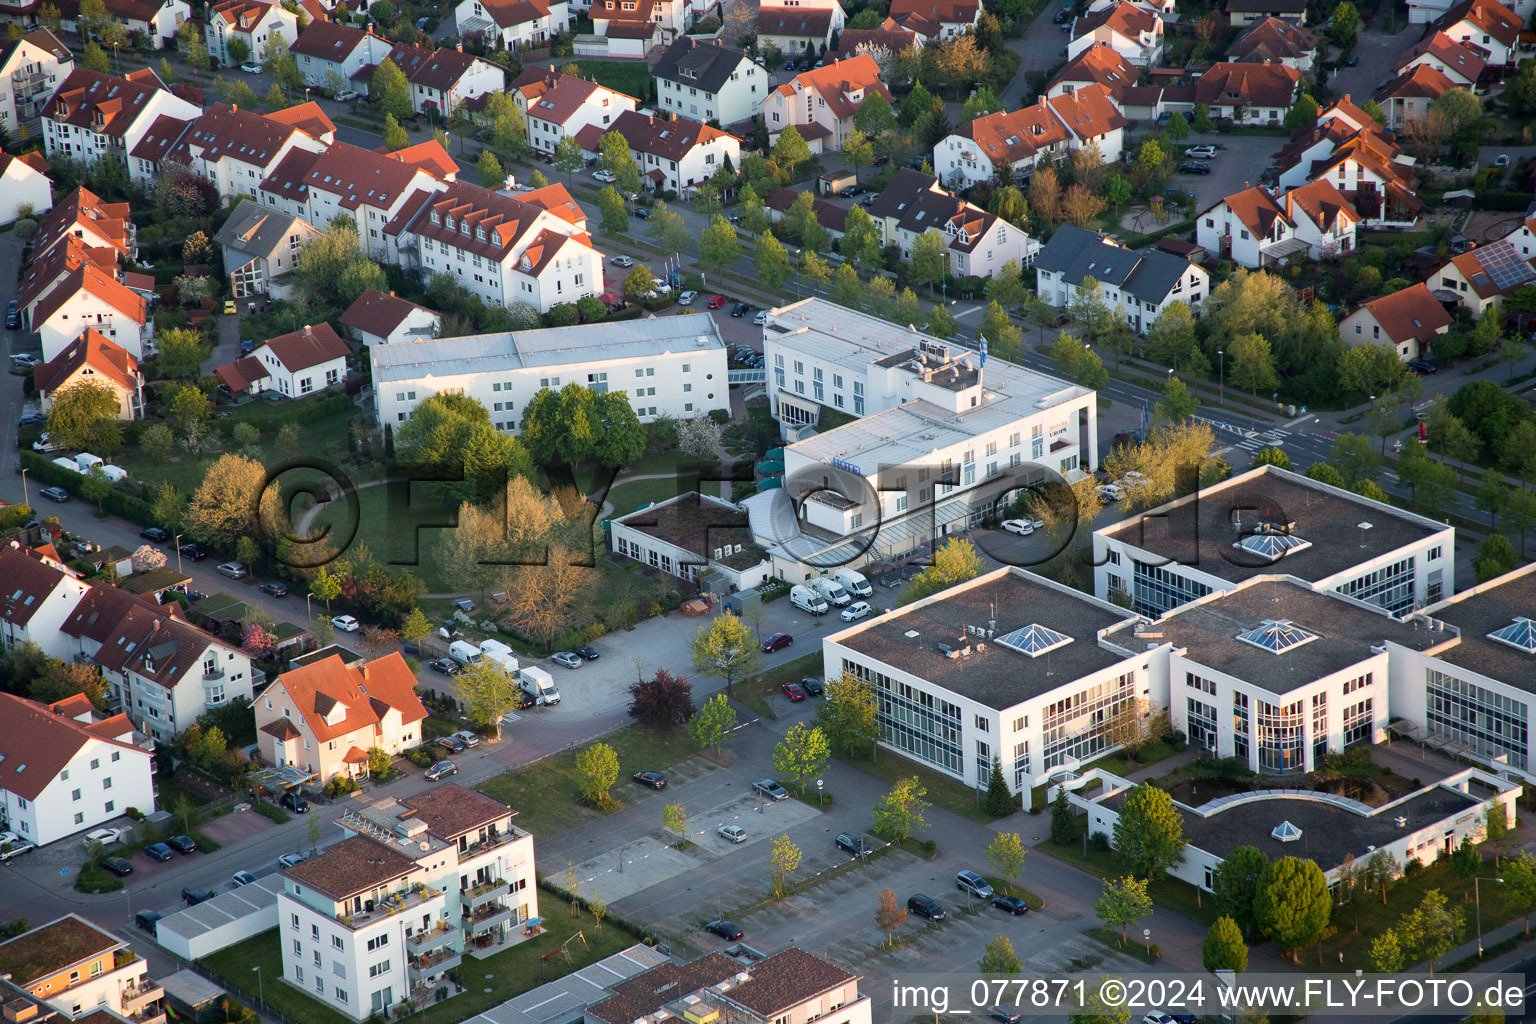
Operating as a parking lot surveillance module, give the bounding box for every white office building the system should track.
[370,314,730,431]
[1092,465,1455,619]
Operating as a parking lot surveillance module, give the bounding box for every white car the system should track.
[650,279,672,293]
[278,853,307,869]
[1119,470,1150,490]
[678,290,698,305]
[718,824,747,843]
[1096,483,1125,501]
[240,61,262,74]
[83,827,122,847]
[609,254,634,268]
[840,601,871,622]
[593,169,617,183]
[1001,519,1034,536]
[333,89,358,102]
[753,310,768,326]
[332,614,360,632]
[215,561,248,579]
[1185,145,1217,159]
[1143,1014,1175,1024]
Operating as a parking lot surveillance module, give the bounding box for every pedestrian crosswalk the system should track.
[1195,416,1291,454]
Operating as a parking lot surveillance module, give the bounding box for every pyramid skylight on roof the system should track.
[1487,617,1536,654]
[1234,528,1311,561]
[995,623,1073,658]
[1236,618,1319,654]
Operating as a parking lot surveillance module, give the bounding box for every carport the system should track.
[161,970,227,1022]
[154,877,283,960]
[248,765,314,798]
[465,945,670,1024]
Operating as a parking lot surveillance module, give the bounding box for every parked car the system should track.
[278,853,306,869]
[180,541,208,561]
[799,676,824,696]
[437,735,467,754]
[840,601,871,622]
[168,834,198,854]
[1494,153,1511,168]
[1001,519,1034,536]
[753,310,768,326]
[781,681,807,702]
[259,580,288,597]
[1343,54,1359,66]
[956,870,995,899]
[753,778,789,801]
[835,832,869,856]
[731,302,751,317]
[425,760,458,781]
[1185,145,1217,159]
[593,169,617,183]
[140,527,170,543]
[181,887,215,904]
[102,857,134,876]
[451,730,481,749]
[907,894,945,920]
[843,185,866,197]
[240,61,262,73]
[1143,1013,1176,1024]
[232,870,258,887]
[991,1010,1023,1023]
[1178,162,1212,175]
[705,920,743,940]
[240,338,255,354]
[708,294,727,309]
[429,658,460,676]
[609,254,634,267]
[39,486,69,503]
[633,770,667,790]
[216,562,248,579]
[992,895,1030,915]
[1408,357,1439,375]
[135,910,163,935]
[144,842,174,862]
[4,300,19,329]
[551,651,583,668]
[717,824,747,843]
[760,632,793,652]
[280,791,309,812]
[84,827,122,847]
[573,645,600,661]
[333,89,358,101]
[1096,483,1124,502]
[632,206,652,220]
[332,614,360,631]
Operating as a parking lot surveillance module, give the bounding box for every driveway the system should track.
[1004,0,1077,107]
[1169,136,1289,213]
[1327,20,1420,103]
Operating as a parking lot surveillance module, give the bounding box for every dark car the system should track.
[167,834,198,854]
[632,770,667,790]
[140,527,171,543]
[781,681,807,702]
[907,894,945,921]
[730,302,751,317]
[429,658,460,676]
[4,300,19,329]
[799,676,824,696]
[705,919,743,940]
[632,206,652,219]
[843,185,866,197]
[259,580,288,597]
[991,1010,1023,1023]
[181,887,215,905]
[1178,162,1212,175]
[280,791,309,812]
[836,832,870,856]
[144,842,174,862]
[179,541,208,561]
[437,735,467,754]
[17,414,46,427]
[102,857,134,876]
[135,910,163,935]
[1344,54,1358,66]
[991,895,1030,915]
[573,645,600,661]
[1408,357,1439,375]
[760,632,793,653]
[39,486,69,503]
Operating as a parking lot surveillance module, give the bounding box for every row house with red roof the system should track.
[214,322,351,398]
[1429,0,1521,68]
[1193,61,1300,122]
[34,263,150,363]
[0,28,72,138]
[53,0,190,49]
[359,41,504,118]
[1276,96,1422,229]
[289,21,393,89]
[511,67,637,154]
[762,54,890,153]
[933,83,1128,188]
[1196,179,1359,268]
[0,542,92,660]
[34,328,144,420]
[1394,30,1485,89]
[33,186,135,263]
[1226,16,1318,70]
[1408,0,1531,30]
[40,66,199,169]
[205,0,300,67]
[1067,1,1164,66]
[757,0,846,54]
[384,180,603,312]
[1375,64,1458,129]
[149,101,331,203]
[866,168,1039,278]
[0,691,155,846]
[886,0,979,39]
[454,0,570,49]
[573,109,739,196]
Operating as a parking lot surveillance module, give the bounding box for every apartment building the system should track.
[290,21,392,87]
[371,312,729,430]
[41,67,199,168]
[1034,223,1208,333]
[1091,464,1456,619]
[0,28,72,138]
[167,102,329,202]
[511,67,637,155]
[652,37,765,127]
[254,653,428,784]
[573,110,739,197]
[0,915,165,1023]
[277,785,538,1020]
[762,54,889,152]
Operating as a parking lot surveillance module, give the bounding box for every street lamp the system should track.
[252,966,264,1010]
[306,592,315,619]
[173,533,183,573]
[1217,349,1225,406]
[19,467,29,508]
[1475,876,1504,956]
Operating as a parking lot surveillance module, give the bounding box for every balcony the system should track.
[463,878,508,908]
[406,948,461,980]
[203,665,225,680]
[460,828,526,859]
[340,886,445,929]
[406,922,455,953]
[464,901,511,933]
[120,982,165,1016]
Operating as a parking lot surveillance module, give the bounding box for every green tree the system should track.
[574,742,620,808]
[768,833,801,896]
[1506,488,1536,558]
[476,149,504,187]
[79,466,112,513]
[688,692,738,756]
[456,660,520,740]
[928,303,958,339]
[872,776,930,844]
[986,832,1028,894]
[383,112,409,151]
[754,231,792,292]
[1331,0,1360,39]
[47,379,123,453]
[1133,138,1169,187]
[597,185,629,235]
[553,135,583,185]
[598,131,642,194]
[831,263,863,308]
[839,205,884,271]
[400,607,432,649]
[772,722,830,794]
[81,40,110,72]
[1477,466,1508,528]
[1096,875,1153,940]
[367,746,392,778]
[698,214,740,276]
[853,91,896,137]
[739,184,771,234]
[1284,93,1319,131]
[151,480,185,532]
[1398,889,1464,974]
[984,755,1014,816]
[1475,532,1518,582]
[647,201,692,255]
[310,566,342,610]
[980,300,1023,360]
[1203,916,1248,973]
[1051,787,1076,845]
[1164,111,1190,142]
[770,125,812,178]
[978,935,1022,975]
[1112,783,1185,879]
[693,182,722,222]
[1330,432,1379,486]
[1369,928,1405,972]
[898,538,983,605]
[1255,856,1331,961]
[816,669,877,756]
[77,0,108,40]
[841,127,874,180]
[1229,332,1279,398]
[662,803,689,844]
[1504,851,1536,933]
[370,57,411,120]
[911,228,949,295]
[691,614,759,695]
[1249,446,1292,471]
[1105,173,1134,213]
[800,249,832,293]
[1155,375,1197,425]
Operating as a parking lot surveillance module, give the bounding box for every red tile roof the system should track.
[33,329,140,394]
[127,113,192,165]
[1047,82,1129,141]
[1353,282,1452,343]
[266,100,336,139]
[594,109,737,162]
[1206,184,1290,238]
[1377,63,1457,101]
[270,652,428,744]
[173,102,307,169]
[339,288,436,339]
[42,67,169,141]
[300,141,432,210]
[957,103,1071,166]
[0,545,76,628]
[258,146,324,203]
[399,783,512,838]
[59,584,169,673]
[1195,62,1300,107]
[33,186,134,259]
[720,948,856,1017]
[261,322,350,372]
[518,183,587,226]
[215,355,270,393]
[785,55,891,119]
[1048,42,1137,100]
[475,0,554,29]
[33,264,147,331]
[381,41,494,94]
[1281,177,1358,231]
[19,235,119,311]
[1228,16,1317,61]
[1075,1,1159,39]
[390,139,458,179]
[756,5,835,37]
[283,834,417,900]
[517,72,614,126]
[0,692,141,801]
[1448,241,1536,298]
[889,0,978,33]
[1396,29,1486,82]
[1435,0,1520,47]
[288,19,372,59]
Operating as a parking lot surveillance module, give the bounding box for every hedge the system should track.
[19,452,158,528]
[1474,191,1534,211]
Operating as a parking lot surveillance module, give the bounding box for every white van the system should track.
[479,639,518,675]
[809,577,851,606]
[831,568,872,598]
[448,640,483,667]
[790,584,828,615]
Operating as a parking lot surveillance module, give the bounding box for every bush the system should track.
[324,775,360,798]
[194,833,222,853]
[125,807,145,820]
[404,747,435,768]
[1090,831,1111,852]
[252,801,291,824]
[75,866,124,893]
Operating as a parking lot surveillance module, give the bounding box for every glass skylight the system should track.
[1236,618,1319,654]
[1488,617,1536,655]
[1234,530,1311,561]
[995,623,1073,658]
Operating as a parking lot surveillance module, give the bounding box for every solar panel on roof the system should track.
[1476,239,1536,291]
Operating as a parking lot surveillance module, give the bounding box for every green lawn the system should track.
[1044,821,1219,927]
[832,743,1008,827]
[311,483,462,589]
[200,904,641,1024]
[475,724,706,841]
[606,477,689,518]
[570,60,654,102]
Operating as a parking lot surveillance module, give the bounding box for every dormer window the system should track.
[460,219,470,235]
[476,226,486,241]
[445,216,455,230]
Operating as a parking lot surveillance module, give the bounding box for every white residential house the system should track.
[277,786,539,1020]
[453,0,569,49]
[171,102,329,203]
[1279,177,1360,259]
[761,54,890,152]
[214,322,350,398]
[864,168,1040,278]
[40,67,199,169]
[0,151,52,226]
[0,693,156,846]
[1034,223,1208,332]
[1339,283,1453,361]
[340,289,441,346]
[289,21,392,88]
[76,0,191,50]
[373,42,505,119]
[1193,61,1300,122]
[589,0,686,55]
[933,84,1128,188]
[1067,2,1164,67]
[33,264,151,363]
[1501,216,1536,259]
[573,110,739,197]
[651,37,765,127]
[510,67,637,154]
[34,329,144,421]
[213,202,321,299]
[886,0,980,39]
[0,544,92,660]
[205,0,300,68]
[0,914,167,1022]
[1394,30,1485,87]
[0,28,72,139]
[1196,186,1301,269]
[1431,0,1521,66]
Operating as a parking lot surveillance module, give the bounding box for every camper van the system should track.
[831,568,872,598]
[479,639,518,675]
[448,641,483,667]
[808,577,851,606]
[790,585,828,615]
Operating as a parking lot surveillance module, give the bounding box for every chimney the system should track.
[455,42,462,51]
[360,664,369,679]
[232,104,238,112]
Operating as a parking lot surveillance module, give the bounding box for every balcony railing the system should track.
[464,902,511,933]
[460,828,526,858]
[114,950,139,969]
[406,949,461,978]
[463,878,508,908]
[407,922,455,951]
[203,666,225,680]
[120,982,164,1014]
[340,886,444,928]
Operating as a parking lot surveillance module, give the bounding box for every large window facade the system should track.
[1256,697,1305,773]
[1337,556,1416,615]
[844,659,964,777]
[1233,692,1249,763]
[1425,668,1528,771]
[1131,559,1213,616]
[1343,698,1373,748]
[1041,671,1136,770]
